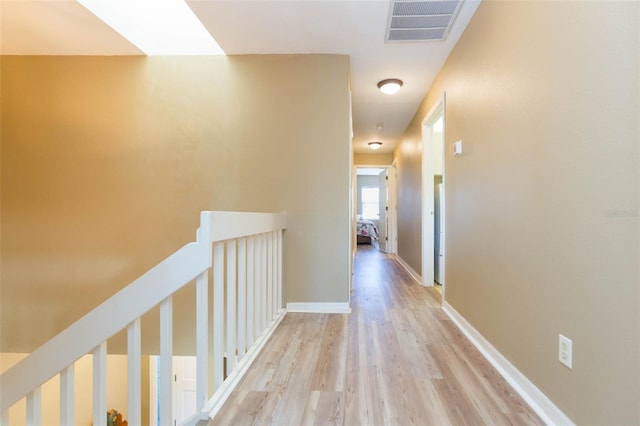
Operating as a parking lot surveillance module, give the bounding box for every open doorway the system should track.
[422,95,446,300]
[355,166,397,254]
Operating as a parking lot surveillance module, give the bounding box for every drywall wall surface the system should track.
[354,152,393,165]
[394,128,423,276]
[1,54,352,354]
[394,1,639,423]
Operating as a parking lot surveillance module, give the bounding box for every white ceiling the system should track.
[0,0,481,154]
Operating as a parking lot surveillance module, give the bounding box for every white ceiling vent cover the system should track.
[386,0,464,42]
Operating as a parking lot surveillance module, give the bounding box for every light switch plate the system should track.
[452,140,462,156]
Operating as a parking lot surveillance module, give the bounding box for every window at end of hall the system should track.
[362,187,379,220]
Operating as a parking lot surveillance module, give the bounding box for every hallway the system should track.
[211,245,542,425]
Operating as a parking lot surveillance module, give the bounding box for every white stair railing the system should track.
[0,211,287,426]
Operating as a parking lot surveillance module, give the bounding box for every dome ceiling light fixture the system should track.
[368,141,383,150]
[377,78,403,95]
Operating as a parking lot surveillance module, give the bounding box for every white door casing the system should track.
[378,169,388,252]
[422,95,445,288]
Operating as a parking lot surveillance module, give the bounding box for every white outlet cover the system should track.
[559,334,573,369]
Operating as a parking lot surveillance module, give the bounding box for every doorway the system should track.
[421,95,446,300]
[149,355,198,426]
[355,165,397,254]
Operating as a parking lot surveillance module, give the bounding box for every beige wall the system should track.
[354,152,393,166]
[394,1,639,424]
[394,129,423,275]
[1,55,352,354]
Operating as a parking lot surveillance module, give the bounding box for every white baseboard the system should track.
[393,255,422,285]
[286,302,351,314]
[442,302,574,426]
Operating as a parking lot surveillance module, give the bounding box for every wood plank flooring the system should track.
[210,245,542,425]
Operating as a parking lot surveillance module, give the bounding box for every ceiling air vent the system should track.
[386,0,464,42]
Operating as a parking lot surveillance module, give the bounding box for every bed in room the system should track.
[356,218,379,244]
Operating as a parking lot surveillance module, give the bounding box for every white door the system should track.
[378,169,389,252]
[173,356,197,425]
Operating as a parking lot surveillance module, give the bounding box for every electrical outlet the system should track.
[559,334,572,369]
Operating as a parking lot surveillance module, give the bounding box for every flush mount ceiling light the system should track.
[377,78,403,95]
[368,141,383,150]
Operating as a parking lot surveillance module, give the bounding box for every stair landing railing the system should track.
[0,211,287,426]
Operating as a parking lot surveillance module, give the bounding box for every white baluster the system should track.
[159,297,173,425]
[26,387,41,426]
[267,232,273,323]
[196,269,209,411]
[237,238,247,360]
[277,229,283,313]
[271,231,278,319]
[272,231,277,318]
[127,318,141,426]
[255,235,263,335]
[261,233,268,331]
[213,242,224,389]
[93,342,107,426]
[246,236,255,347]
[226,239,237,374]
[60,364,75,426]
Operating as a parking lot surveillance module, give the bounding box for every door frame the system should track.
[149,355,199,426]
[421,94,446,300]
[353,165,397,254]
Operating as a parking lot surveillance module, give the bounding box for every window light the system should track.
[77,0,225,55]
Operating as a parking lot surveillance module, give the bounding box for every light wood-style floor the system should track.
[211,245,542,425]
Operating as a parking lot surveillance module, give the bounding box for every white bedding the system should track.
[357,219,379,240]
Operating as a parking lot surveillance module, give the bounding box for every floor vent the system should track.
[386,0,464,42]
